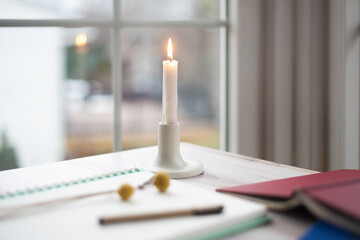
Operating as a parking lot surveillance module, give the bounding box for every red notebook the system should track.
[217,169,360,235]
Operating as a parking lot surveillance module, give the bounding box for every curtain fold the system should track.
[229,0,360,171]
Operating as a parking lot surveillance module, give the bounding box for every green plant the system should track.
[0,131,19,171]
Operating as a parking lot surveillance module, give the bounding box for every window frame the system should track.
[0,0,229,152]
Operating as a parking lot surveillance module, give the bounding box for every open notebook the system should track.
[0,167,268,240]
[217,169,360,236]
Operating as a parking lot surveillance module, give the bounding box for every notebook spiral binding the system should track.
[0,168,144,200]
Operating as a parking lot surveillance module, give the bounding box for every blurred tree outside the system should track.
[66,44,111,94]
[0,131,19,171]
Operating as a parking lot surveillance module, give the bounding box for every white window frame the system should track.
[0,0,229,152]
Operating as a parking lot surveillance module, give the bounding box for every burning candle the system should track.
[162,38,178,124]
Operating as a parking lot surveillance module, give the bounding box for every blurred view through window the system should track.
[0,0,221,171]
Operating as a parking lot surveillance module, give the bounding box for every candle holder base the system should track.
[144,158,203,179]
[143,123,204,179]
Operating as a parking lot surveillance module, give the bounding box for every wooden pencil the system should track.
[99,205,224,225]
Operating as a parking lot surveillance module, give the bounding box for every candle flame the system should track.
[167,38,173,61]
[75,33,87,47]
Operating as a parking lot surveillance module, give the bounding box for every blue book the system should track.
[300,220,360,240]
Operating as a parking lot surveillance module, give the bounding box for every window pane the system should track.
[121,0,220,20]
[0,0,112,19]
[65,28,113,160]
[0,27,112,170]
[121,28,220,150]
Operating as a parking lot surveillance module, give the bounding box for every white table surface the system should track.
[0,142,318,239]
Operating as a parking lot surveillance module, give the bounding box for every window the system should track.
[0,0,228,170]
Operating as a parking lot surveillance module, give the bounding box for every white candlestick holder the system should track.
[144,123,204,178]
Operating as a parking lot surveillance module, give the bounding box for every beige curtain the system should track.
[228,0,360,171]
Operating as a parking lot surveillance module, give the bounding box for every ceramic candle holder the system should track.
[144,123,204,179]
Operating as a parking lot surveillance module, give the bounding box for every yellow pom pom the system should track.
[117,184,134,201]
[153,172,170,193]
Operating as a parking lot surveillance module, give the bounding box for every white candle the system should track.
[162,38,178,124]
